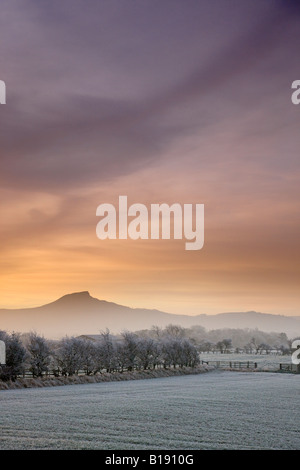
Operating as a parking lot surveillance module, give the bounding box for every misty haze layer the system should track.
[1,291,300,339]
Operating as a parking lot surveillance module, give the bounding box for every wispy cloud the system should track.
[0,0,299,314]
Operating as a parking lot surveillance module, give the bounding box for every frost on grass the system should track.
[0,372,299,450]
[0,365,211,390]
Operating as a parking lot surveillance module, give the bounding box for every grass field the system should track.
[0,371,299,450]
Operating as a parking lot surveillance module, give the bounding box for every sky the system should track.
[0,0,299,316]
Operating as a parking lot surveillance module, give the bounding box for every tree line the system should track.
[0,324,296,382]
[0,328,200,382]
[137,324,294,356]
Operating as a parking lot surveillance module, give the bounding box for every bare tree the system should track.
[164,324,185,339]
[97,329,116,373]
[161,338,182,368]
[223,339,232,354]
[161,337,199,368]
[26,332,52,377]
[0,332,27,381]
[55,337,84,376]
[216,341,225,354]
[136,337,159,370]
[251,337,260,354]
[115,342,128,373]
[151,325,162,339]
[198,340,214,353]
[121,331,139,371]
[181,339,200,367]
[79,339,97,375]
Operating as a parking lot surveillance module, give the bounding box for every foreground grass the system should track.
[0,365,212,390]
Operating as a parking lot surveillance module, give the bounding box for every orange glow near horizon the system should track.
[1,158,299,316]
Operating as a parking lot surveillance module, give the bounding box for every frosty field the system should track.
[0,371,299,450]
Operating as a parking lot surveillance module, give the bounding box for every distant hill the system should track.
[0,291,299,339]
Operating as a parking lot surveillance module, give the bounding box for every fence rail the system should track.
[202,360,257,370]
[279,363,299,373]
[14,361,300,379]
[202,360,300,373]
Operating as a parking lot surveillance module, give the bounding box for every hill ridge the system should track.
[0,292,299,339]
